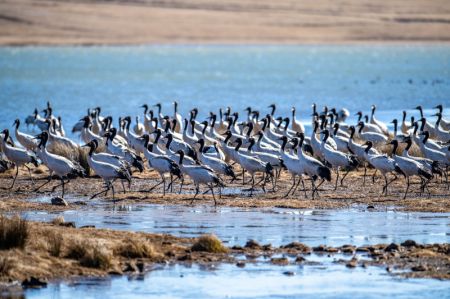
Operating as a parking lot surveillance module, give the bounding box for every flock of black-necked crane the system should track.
[1,102,449,204]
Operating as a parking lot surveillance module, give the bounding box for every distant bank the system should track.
[0,0,450,46]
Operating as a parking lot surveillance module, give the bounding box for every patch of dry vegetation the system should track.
[191,234,228,253]
[0,215,28,250]
[115,238,155,259]
[46,230,63,257]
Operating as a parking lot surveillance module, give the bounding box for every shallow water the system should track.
[21,204,450,247]
[1,45,449,139]
[25,256,450,299]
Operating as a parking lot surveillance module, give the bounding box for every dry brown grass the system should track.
[0,256,14,276]
[0,215,28,250]
[46,230,63,257]
[115,238,154,259]
[66,239,88,260]
[80,246,112,270]
[191,234,228,253]
[51,216,65,226]
[66,239,112,269]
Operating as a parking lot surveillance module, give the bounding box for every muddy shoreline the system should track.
[1,167,449,213]
[0,218,449,296]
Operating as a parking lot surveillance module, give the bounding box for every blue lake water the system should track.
[0,45,449,139]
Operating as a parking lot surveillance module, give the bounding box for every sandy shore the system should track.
[0,166,449,213]
[0,0,450,45]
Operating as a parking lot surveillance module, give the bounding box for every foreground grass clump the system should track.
[0,256,14,276]
[66,239,112,269]
[0,215,28,250]
[191,234,228,253]
[81,246,112,269]
[115,238,154,258]
[46,230,63,257]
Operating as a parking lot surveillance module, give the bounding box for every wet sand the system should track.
[0,165,449,213]
[1,0,450,45]
[0,218,448,294]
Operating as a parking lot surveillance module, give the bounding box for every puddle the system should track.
[21,204,450,247]
[25,261,450,299]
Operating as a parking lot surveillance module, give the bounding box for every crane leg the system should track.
[403,177,410,199]
[340,170,350,187]
[6,166,19,190]
[334,169,340,190]
[34,175,52,192]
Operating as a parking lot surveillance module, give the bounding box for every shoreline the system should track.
[1,41,450,48]
[0,218,448,295]
[1,167,450,213]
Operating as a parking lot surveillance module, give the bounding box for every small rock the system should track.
[232,245,244,250]
[326,247,339,253]
[341,246,356,254]
[51,197,68,206]
[386,266,392,272]
[177,254,192,261]
[262,244,272,251]
[385,243,400,252]
[80,225,95,229]
[270,257,289,265]
[123,262,138,272]
[411,265,427,272]
[236,261,246,268]
[59,222,75,228]
[295,256,306,263]
[401,240,417,248]
[313,245,326,252]
[367,205,375,209]
[73,201,87,205]
[136,261,145,273]
[356,246,370,252]
[281,242,311,253]
[245,240,261,249]
[165,250,175,257]
[346,258,358,268]
[283,271,295,276]
[22,277,47,289]
[108,269,123,275]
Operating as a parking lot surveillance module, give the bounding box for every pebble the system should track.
[236,261,246,268]
[295,256,306,263]
[51,197,68,206]
[385,243,400,252]
[401,240,417,248]
[245,240,261,249]
[283,271,295,276]
[22,277,47,289]
[270,257,289,265]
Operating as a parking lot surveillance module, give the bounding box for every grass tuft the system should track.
[66,239,112,269]
[115,239,154,258]
[0,256,14,276]
[46,230,63,257]
[66,239,88,260]
[51,216,65,226]
[0,215,29,250]
[191,234,228,253]
[80,246,112,270]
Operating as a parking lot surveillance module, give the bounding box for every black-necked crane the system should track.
[13,119,38,151]
[363,141,404,195]
[320,130,359,190]
[176,150,224,206]
[33,132,85,197]
[0,129,39,190]
[388,140,433,199]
